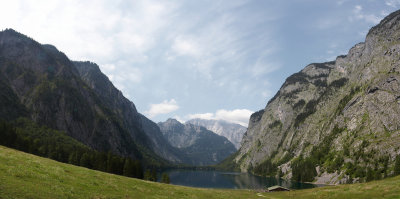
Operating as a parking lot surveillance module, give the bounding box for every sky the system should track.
[1,0,400,127]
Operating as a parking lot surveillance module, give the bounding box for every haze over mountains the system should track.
[158,119,236,166]
[186,119,246,149]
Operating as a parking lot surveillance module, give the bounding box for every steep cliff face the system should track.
[158,119,237,166]
[0,29,165,164]
[234,10,400,184]
[186,119,246,149]
[74,61,185,164]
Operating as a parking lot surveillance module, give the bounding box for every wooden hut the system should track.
[267,185,290,192]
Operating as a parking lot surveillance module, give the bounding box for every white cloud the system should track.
[349,5,381,24]
[187,109,253,127]
[145,99,179,118]
[172,36,202,57]
[187,113,215,120]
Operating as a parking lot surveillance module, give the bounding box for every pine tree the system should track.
[394,156,400,176]
[144,170,152,181]
[123,159,134,177]
[151,169,157,182]
[161,173,170,184]
[80,153,91,168]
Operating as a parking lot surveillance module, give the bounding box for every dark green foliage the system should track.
[293,99,305,110]
[284,72,308,86]
[310,125,344,165]
[395,156,400,176]
[79,153,91,168]
[294,99,318,127]
[366,167,375,182]
[326,154,344,173]
[253,151,293,177]
[281,88,301,99]
[144,169,157,182]
[123,159,143,179]
[329,78,348,88]
[314,79,327,87]
[161,173,170,184]
[313,61,335,69]
[354,166,366,178]
[268,120,282,129]
[0,118,144,179]
[253,158,277,176]
[287,125,346,181]
[291,156,317,182]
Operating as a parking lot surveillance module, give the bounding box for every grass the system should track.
[1,146,400,199]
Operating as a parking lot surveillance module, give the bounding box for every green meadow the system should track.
[0,146,399,199]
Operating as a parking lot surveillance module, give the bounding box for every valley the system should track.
[1,2,400,199]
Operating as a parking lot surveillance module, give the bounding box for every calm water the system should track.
[160,169,324,190]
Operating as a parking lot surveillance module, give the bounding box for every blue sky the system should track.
[1,0,400,126]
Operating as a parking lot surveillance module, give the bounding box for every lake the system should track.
[159,169,324,190]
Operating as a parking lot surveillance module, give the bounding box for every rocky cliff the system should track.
[159,119,237,166]
[186,119,246,149]
[233,9,400,184]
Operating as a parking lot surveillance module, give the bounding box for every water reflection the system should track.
[161,169,324,190]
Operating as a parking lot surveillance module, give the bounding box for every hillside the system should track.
[233,9,400,184]
[1,146,400,198]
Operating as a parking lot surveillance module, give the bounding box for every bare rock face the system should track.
[158,119,237,166]
[186,118,247,149]
[234,9,400,183]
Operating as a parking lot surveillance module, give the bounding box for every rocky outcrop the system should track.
[159,119,237,166]
[234,9,400,184]
[186,119,246,149]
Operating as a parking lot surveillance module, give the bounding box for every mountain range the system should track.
[186,119,246,149]
[0,28,242,168]
[158,119,236,166]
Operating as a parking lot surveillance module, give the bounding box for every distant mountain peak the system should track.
[158,118,236,166]
[186,118,246,149]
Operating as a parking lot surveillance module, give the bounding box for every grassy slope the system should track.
[0,146,399,199]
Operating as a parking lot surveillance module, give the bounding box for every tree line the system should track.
[0,118,144,179]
